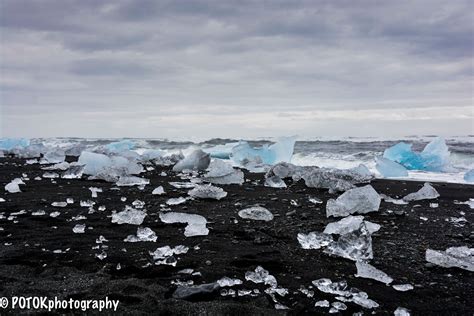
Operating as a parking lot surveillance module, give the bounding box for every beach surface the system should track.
[0,156,473,315]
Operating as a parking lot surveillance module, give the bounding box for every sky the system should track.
[0,0,473,140]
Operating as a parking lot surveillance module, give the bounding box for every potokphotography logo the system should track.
[0,296,119,312]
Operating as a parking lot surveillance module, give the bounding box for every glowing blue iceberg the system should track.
[105,140,135,152]
[375,157,408,178]
[0,138,30,150]
[383,137,450,171]
[230,136,296,166]
[464,169,474,183]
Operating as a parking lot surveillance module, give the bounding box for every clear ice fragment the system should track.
[159,212,209,237]
[238,206,274,221]
[111,206,146,225]
[403,183,439,201]
[326,185,381,218]
[297,232,333,249]
[425,246,473,271]
[188,184,227,200]
[375,156,408,178]
[355,261,393,284]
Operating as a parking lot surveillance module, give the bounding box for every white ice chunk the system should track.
[231,136,296,166]
[264,176,287,188]
[72,224,86,234]
[43,172,59,178]
[217,277,243,287]
[51,201,68,207]
[111,206,146,225]
[166,197,188,205]
[380,194,409,205]
[355,261,393,284]
[245,266,277,287]
[188,184,227,200]
[238,206,274,221]
[324,215,380,235]
[5,178,25,193]
[172,149,210,172]
[124,227,157,242]
[42,148,66,164]
[89,187,102,198]
[297,232,333,249]
[149,245,189,266]
[116,176,149,187]
[403,183,439,201]
[394,307,411,316]
[159,212,209,237]
[425,246,473,271]
[375,157,408,178]
[326,185,381,218]
[324,223,373,261]
[392,284,414,292]
[61,165,84,179]
[152,186,165,195]
[43,161,70,171]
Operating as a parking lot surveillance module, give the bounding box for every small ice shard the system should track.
[111,206,146,225]
[152,186,165,195]
[89,187,102,198]
[43,161,70,171]
[43,172,59,178]
[403,183,439,201]
[264,176,287,188]
[245,266,277,287]
[330,302,347,313]
[315,300,330,307]
[297,232,333,249]
[0,138,30,150]
[394,307,411,316]
[124,227,157,242]
[50,211,60,217]
[323,215,380,235]
[132,200,145,209]
[380,194,409,205]
[355,261,393,284]
[392,284,414,292]
[95,251,107,260]
[375,156,408,178]
[116,176,149,187]
[159,212,209,237]
[453,198,474,209]
[51,201,68,207]
[308,197,323,204]
[66,198,74,204]
[217,277,243,287]
[5,178,25,193]
[425,246,473,272]
[230,136,296,166]
[72,224,86,234]
[464,169,474,183]
[188,184,227,200]
[238,206,274,221]
[149,245,189,266]
[172,149,210,172]
[0,198,5,202]
[80,200,95,207]
[172,282,220,299]
[169,182,197,189]
[61,165,84,179]
[326,185,381,218]
[203,159,245,185]
[32,210,46,216]
[324,223,373,261]
[166,197,188,205]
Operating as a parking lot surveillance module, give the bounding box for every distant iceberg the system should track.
[464,169,474,183]
[105,139,135,152]
[383,137,450,171]
[230,136,296,166]
[203,142,239,159]
[0,138,30,151]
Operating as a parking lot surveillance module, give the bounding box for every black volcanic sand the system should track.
[0,156,473,315]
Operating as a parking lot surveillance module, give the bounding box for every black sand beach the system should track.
[0,156,473,315]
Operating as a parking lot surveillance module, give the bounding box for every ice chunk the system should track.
[380,194,409,205]
[464,169,474,183]
[383,137,450,171]
[203,142,240,159]
[324,215,380,235]
[264,176,287,188]
[116,176,149,187]
[245,266,277,287]
[202,159,244,185]
[188,184,227,200]
[375,157,408,178]
[62,165,84,179]
[217,277,243,287]
[392,284,414,291]
[5,178,25,193]
[78,151,143,179]
[403,183,439,201]
[173,282,220,299]
[324,223,373,261]
[425,246,473,272]
[326,185,381,218]
[111,206,146,225]
[172,149,210,172]
[394,307,411,316]
[72,224,86,234]
[139,149,165,161]
[159,212,209,237]
[149,245,189,266]
[297,232,333,249]
[166,197,188,205]
[124,227,157,242]
[231,136,296,166]
[315,300,330,307]
[42,148,66,164]
[355,261,393,284]
[43,161,69,171]
[0,138,30,150]
[238,206,274,221]
[89,187,102,198]
[152,186,165,195]
[43,172,59,178]
[52,201,68,207]
[105,140,135,152]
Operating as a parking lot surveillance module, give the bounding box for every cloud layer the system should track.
[1,0,473,138]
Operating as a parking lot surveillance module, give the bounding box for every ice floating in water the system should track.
[5,178,25,193]
[202,159,244,185]
[355,261,393,284]
[149,245,189,266]
[297,232,333,249]
[111,206,146,225]
[231,136,296,166]
[152,186,165,195]
[159,212,209,237]
[394,307,411,316]
[166,197,188,205]
[217,277,243,287]
[78,151,143,180]
[105,140,135,152]
[375,157,408,178]
[323,215,380,235]
[383,137,450,171]
[124,227,157,242]
[116,176,149,187]
[425,246,473,272]
[392,284,414,292]
[326,185,381,218]
[0,138,30,150]
[188,184,227,200]
[172,149,210,172]
[403,183,439,201]
[464,169,474,183]
[324,223,373,261]
[238,206,274,221]
[72,224,86,234]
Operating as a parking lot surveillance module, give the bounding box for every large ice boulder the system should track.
[78,151,143,180]
[202,159,244,185]
[230,136,296,166]
[383,137,450,171]
[173,149,210,172]
[375,157,408,178]
[403,182,439,201]
[326,185,381,217]
[0,138,30,151]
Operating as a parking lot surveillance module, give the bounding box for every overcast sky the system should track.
[1,0,473,140]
